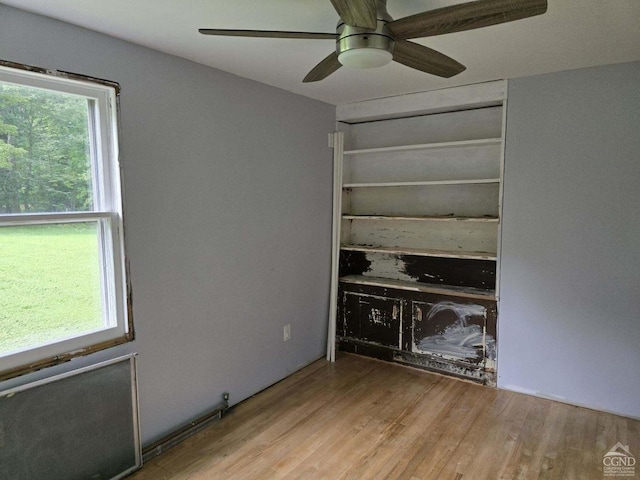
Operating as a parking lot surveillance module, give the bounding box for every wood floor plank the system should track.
[520,399,562,479]
[399,388,489,478]
[280,362,442,480]
[244,366,400,479]
[339,376,452,479]
[215,363,381,477]
[435,391,536,479]
[127,354,640,480]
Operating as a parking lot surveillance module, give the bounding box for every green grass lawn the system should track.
[0,223,103,354]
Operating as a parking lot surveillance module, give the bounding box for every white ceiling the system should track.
[2,0,640,105]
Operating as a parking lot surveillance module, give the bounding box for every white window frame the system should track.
[0,62,130,378]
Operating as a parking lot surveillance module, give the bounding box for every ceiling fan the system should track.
[199,0,547,83]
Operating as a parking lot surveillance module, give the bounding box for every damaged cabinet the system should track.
[333,82,506,386]
[343,292,402,348]
[338,283,497,383]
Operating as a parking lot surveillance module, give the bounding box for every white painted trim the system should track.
[327,132,344,363]
[495,97,508,303]
[493,93,508,382]
[337,80,507,123]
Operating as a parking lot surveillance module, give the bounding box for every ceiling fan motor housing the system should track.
[336,1,394,68]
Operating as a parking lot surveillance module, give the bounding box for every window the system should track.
[0,62,130,378]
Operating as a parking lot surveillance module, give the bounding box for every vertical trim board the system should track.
[327,132,345,362]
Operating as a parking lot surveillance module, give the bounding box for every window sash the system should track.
[0,211,115,226]
[0,215,128,373]
[0,64,121,214]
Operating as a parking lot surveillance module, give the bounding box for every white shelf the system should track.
[343,178,500,189]
[342,215,498,223]
[340,244,497,261]
[343,138,502,156]
[341,215,498,253]
[339,275,496,301]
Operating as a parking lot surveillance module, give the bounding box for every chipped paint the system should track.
[342,290,402,348]
[393,351,486,383]
[363,253,415,282]
[0,60,121,93]
[369,308,385,325]
[413,301,496,364]
[339,250,496,290]
[339,282,497,385]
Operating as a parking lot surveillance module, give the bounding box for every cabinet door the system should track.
[342,292,402,348]
[411,299,488,365]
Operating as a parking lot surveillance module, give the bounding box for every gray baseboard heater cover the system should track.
[0,354,141,480]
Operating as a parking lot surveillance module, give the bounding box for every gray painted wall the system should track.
[499,62,640,418]
[0,5,335,444]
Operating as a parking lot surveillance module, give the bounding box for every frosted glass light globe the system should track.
[338,48,393,69]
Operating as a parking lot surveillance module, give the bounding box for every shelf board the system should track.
[343,178,500,188]
[340,244,497,261]
[343,137,502,155]
[342,215,499,223]
[339,275,496,301]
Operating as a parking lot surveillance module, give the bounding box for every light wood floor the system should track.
[128,354,639,480]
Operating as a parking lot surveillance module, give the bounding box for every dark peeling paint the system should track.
[402,255,496,290]
[340,250,372,276]
[339,250,496,290]
[0,59,121,93]
[338,282,498,385]
[342,291,402,348]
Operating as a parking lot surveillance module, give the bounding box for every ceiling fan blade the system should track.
[388,0,547,40]
[303,52,342,83]
[198,29,336,40]
[329,0,378,29]
[393,40,466,78]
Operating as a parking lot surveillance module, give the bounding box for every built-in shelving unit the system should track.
[328,81,507,386]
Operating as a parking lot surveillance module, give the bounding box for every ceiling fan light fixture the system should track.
[199,0,549,82]
[338,47,393,69]
[336,21,395,70]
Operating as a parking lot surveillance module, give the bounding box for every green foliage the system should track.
[0,223,103,354]
[0,83,92,213]
[0,141,26,169]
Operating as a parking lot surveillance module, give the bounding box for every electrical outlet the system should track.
[283,324,291,342]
